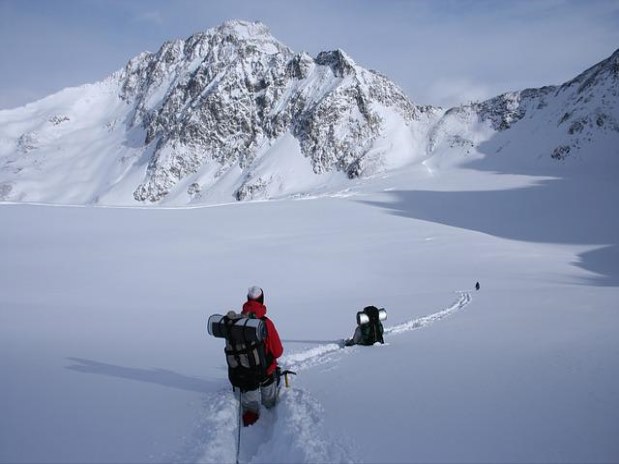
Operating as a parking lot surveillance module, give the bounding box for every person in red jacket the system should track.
[240,285,283,426]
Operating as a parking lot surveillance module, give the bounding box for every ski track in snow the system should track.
[193,388,356,464]
[195,292,471,463]
[283,291,472,372]
[384,290,471,336]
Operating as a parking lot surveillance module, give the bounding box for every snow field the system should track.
[1,158,619,462]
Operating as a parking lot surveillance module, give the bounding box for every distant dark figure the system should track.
[475,282,480,291]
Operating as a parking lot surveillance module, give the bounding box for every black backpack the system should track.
[357,306,385,345]
[208,313,270,391]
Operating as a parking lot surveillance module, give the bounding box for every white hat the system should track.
[247,286,263,300]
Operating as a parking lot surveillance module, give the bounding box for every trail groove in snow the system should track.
[384,291,471,336]
[196,388,355,464]
[196,292,470,463]
[283,291,472,372]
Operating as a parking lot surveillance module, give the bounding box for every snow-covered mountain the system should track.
[428,48,619,176]
[0,20,617,206]
[0,20,435,206]
[2,23,619,464]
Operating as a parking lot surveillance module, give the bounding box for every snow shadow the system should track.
[363,178,619,286]
[576,245,619,286]
[65,357,216,392]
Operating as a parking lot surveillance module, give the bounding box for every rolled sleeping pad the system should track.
[207,314,226,337]
[207,314,266,342]
[357,311,370,326]
[356,308,387,326]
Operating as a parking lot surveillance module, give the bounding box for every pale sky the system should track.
[0,0,618,110]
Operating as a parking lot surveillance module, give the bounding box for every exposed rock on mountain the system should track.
[114,20,430,202]
[0,21,617,206]
[428,48,619,169]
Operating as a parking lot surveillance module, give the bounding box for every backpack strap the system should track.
[224,317,263,369]
[222,315,243,367]
[222,315,269,391]
[261,316,275,368]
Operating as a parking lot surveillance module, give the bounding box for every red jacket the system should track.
[242,300,283,375]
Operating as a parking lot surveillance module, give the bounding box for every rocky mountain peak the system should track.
[119,20,291,102]
[561,47,619,95]
[315,49,357,77]
[3,23,615,207]
[427,48,619,168]
[214,19,273,41]
[113,22,427,203]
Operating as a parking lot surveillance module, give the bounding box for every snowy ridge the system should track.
[427,47,619,174]
[0,20,434,206]
[5,23,617,207]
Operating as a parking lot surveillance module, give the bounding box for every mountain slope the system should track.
[0,22,617,206]
[427,48,619,176]
[0,20,436,206]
